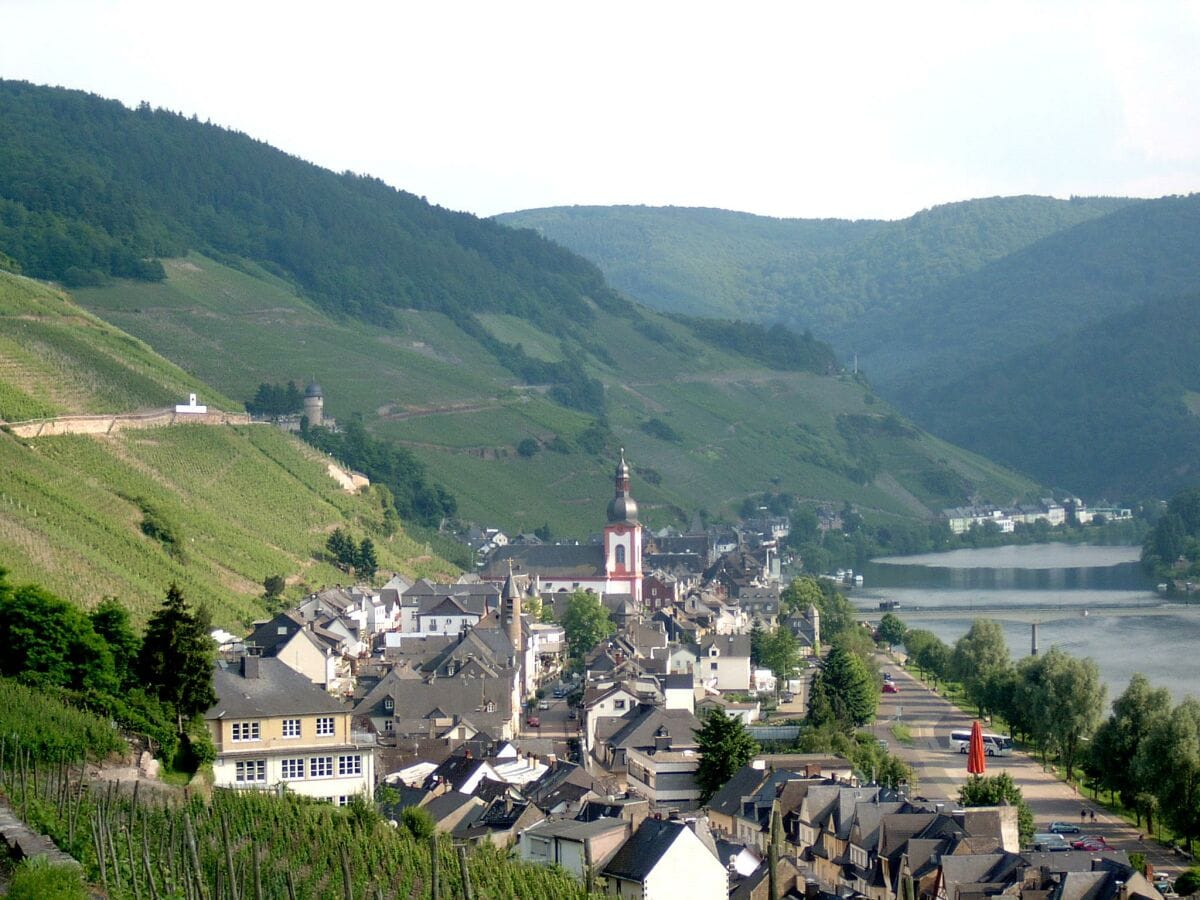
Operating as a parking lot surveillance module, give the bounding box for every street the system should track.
[872,657,1185,879]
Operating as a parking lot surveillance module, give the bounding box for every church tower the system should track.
[501,564,526,697]
[604,449,643,604]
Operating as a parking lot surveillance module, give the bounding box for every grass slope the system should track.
[77,255,1037,536]
[0,271,455,626]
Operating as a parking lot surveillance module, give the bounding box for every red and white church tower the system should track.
[603,449,643,603]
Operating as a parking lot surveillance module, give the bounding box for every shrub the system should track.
[5,856,87,900]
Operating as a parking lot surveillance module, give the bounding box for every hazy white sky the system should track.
[3,0,1199,220]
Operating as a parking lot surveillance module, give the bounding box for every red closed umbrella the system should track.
[967,720,987,774]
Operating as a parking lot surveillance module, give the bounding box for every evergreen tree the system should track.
[808,641,877,730]
[356,538,378,580]
[326,527,357,571]
[138,584,217,727]
[694,708,760,803]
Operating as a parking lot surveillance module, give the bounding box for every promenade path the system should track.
[872,657,1187,881]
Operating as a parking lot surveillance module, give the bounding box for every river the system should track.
[854,544,1199,704]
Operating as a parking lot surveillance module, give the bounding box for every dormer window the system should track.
[383,697,394,712]
[484,700,496,713]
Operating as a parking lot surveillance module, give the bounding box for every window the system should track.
[235,760,265,783]
[614,699,626,711]
[384,720,394,734]
[336,795,351,807]
[282,719,301,738]
[338,755,362,776]
[310,756,333,778]
[281,758,304,780]
[615,545,626,566]
[231,721,260,742]
[710,662,719,671]
[383,697,394,712]
[316,716,335,736]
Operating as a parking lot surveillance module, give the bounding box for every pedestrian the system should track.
[1090,810,1096,823]
[1080,809,1086,822]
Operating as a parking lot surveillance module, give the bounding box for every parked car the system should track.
[538,700,550,710]
[883,682,900,694]
[553,687,566,698]
[1153,875,1174,896]
[1070,836,1110,851]
[883,672,894,682]
[1047,822,1082,834]
[568,709,577,720]
[526,716,540,728]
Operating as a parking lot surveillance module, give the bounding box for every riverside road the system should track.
[872,658,1187,880]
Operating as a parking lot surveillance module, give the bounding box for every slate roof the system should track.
[602,819,687,883]
[419,596,474,618]
[205,657,348,720]
[524,816,629,842]
[700,634,752,657]
[422,791,482,826]
[482,544,606,578]
[706,764,769,819]
[604,706,702,752]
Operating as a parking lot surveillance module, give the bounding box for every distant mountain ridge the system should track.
[499,196,1200,498]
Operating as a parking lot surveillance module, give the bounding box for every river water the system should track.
[855,544,1198,704]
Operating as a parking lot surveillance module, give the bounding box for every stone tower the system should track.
[303,381,324,427]
[501,564,526,697]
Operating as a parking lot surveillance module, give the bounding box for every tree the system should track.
[694,708,759,802]
[1085,674,1171,810]
[0,574,116,694]
[877,613,907,648]
[356,538,378,580]
[749,620,766,666]
[1174,869,1200,897]
[1015,647,1104,780]
[959,773,1034,845]
[758,626,800,694]
[89,597,141,691]
[517,437,540,457]
[1134,698,1200,853]
[138,584,217,727]
[808,642,877,731]
[262,574,286,600]
[560,590,615,660]
[326,527,357,572]
[951,619,1011,717]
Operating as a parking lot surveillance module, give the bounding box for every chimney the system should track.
[805,879,820,900]
[241,645,262,679]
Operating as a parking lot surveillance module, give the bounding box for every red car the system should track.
[1071,836,1110,851]
[526,716,541,728]
[883,682,900,694]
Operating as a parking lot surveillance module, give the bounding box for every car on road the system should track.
[1047,822,1081,834]
[553,687,565,698]
[1070,836,1110,851]
[526,716,540,728]
[883,672,894,682]
[568,709,577,719]
[883,682,900,693]
[538,700,550,710]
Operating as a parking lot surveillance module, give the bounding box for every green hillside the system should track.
[76,254,1038,535]
[904,291,1200,498]
[496,197,1133,339]
[0,79,1042,532]
[0,271,455,626]
[499,196,1200,498]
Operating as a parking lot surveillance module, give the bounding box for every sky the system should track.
[3,0,1199,221]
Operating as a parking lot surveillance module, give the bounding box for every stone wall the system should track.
[7,407,252,438]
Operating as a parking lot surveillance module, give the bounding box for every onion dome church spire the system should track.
[606,448,639,525]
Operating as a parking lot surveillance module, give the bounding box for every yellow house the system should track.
[205,653,375,804]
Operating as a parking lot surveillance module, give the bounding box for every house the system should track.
[660,673,695,713]
[244,611,343,691]
[697,634,752,692]
[204,651,374,804]
[595,705,703,777]
[453,794,544,848]
[600,818,727,900]
[520,817,632,880]
[416,595,482,635]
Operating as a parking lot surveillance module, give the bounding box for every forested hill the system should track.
[903,289,1200,498]
[0,79,627,331]
[495,197,1134,337]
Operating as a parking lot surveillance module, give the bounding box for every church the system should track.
[482,451,643,604]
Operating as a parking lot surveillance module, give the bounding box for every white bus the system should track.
[949,729,1014,756]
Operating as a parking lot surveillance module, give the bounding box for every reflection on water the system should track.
[857,544,1197,702]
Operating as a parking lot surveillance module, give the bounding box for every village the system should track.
[202,455,1164,900]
